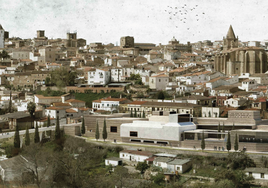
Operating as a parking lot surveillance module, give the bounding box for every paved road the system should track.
[0,122,81,139]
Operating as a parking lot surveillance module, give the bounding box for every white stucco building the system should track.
[88,68,110,86]
[105,157,122,166]
[120,113,196,146]
[149,74,169,91]
[245,168,268,180]
[238,79,258,91]
[92,97,130,112]
[119,150,153,162]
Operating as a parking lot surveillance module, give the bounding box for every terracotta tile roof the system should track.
[255,97,267,103]
[208,77,224,83]
[127,101,147,105]
[92,98,128,103]
[65,99,85,103]
[46,106,64,110]
[151,74,168,78]
[35,95,61,99]
[53,102,72,107]
[66,109,78,113]
[78,107,89,111]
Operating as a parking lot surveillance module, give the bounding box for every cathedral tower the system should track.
[223,25,238,50]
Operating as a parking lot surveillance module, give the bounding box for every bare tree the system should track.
[22,143,52,188]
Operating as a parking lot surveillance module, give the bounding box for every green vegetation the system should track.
[47,115,51,127]
[130,108,133,117]
[27,101,36,128]
[0,50,10,59]
[34,123,40,143]
[14,125,20,149]
[81,116,85,135]
[217,123,221,139]
[49,67,77,88]
[55,116,61,140]
[136,161,149,174]
[25,125,30,146]
[234,133,238,151]
[201,131,205,151]
[95,121,99,141]
[74,92,123,108]
[134,108,137,117]
[102,120,107,141]
[36,88,66,96]
[226,131,231,152]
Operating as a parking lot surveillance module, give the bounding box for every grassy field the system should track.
[74,92,123,108]
[36,90,123,108]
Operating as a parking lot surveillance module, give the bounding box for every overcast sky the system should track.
[0,0,267,45]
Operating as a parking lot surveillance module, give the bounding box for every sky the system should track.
[0,0,268,45]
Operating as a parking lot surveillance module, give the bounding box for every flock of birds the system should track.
[164,4,206,33]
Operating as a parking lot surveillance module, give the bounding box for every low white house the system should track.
[166,159,192,174]
[153,157,173,168]
[119,150,153,162]
[105,157,122,166]
[92,97,130,112]
[245,168,268,180]
[224,98,247,108]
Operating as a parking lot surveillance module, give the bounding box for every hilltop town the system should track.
[0,24,268,187]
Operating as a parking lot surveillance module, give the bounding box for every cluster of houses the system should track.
[105,150,192,174]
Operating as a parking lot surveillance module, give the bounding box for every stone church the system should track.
[215,25,267,76]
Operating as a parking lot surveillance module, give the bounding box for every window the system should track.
[261,173,264,178]
[130,131,138,137]
[159,79,161,82]
[110,126,117,133]
[177,167,181,171]
[57,111,59,113]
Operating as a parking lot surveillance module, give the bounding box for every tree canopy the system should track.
[50,67,77,88]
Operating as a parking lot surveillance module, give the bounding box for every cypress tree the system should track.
[232,122,235,130]
[234,133,239,151]
[142,110,145,118]
[208,111,211,117]
[95,121,99,141]
[130,109,133,117]
[81,116,85,134]
[55,116,61,140]
[47,115,51,127]
[226,131,231,152]
[41,132,46,143]
[25,125,30,146]
[201,131,205,151]
[9,90,12,113]
[14,125,20,149]
[102,119,107,141]
[222,122,225,139]
[134,108,137,117]
[217,123,221,139]
[34,122,40,143]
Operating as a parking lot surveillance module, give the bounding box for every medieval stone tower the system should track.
[0,24,4,48]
